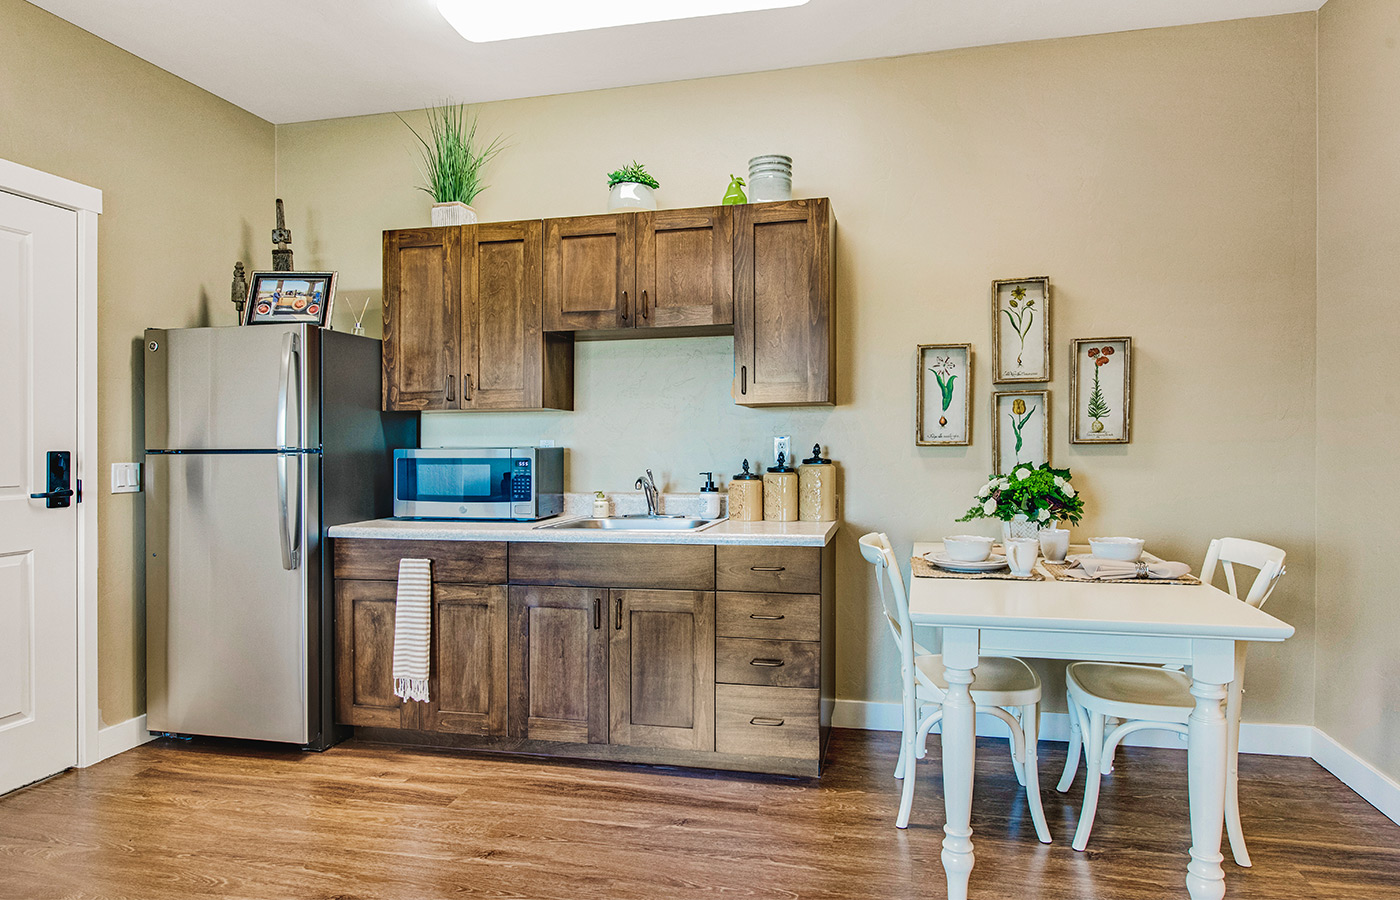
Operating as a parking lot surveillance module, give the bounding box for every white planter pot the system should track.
[431,202,477,226]
[1002,515,1040,542]
[608,182,657,212]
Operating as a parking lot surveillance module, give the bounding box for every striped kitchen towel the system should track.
[392,558,432,703]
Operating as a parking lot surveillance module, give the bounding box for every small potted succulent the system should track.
[400,103,504,226]
[957,462,1084,541]
[606,161,660,212]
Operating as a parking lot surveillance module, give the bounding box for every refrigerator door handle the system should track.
[277,331,300,451]
[278,451,301,570]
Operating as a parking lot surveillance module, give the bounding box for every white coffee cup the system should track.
[1006,538,1040,577]
[1038,527,1070,563]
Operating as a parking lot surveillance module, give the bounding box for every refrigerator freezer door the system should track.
[145,324,314,451]
[146,452,312,743]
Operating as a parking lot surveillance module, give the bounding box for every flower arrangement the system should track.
[957,462,1084,527]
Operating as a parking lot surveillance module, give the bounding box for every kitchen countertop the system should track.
[328,517,839,547]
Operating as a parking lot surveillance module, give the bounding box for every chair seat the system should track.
[916,653,1042,707]
[1067,662,1193,722]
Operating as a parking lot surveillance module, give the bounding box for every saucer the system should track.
[925,552,1008,573]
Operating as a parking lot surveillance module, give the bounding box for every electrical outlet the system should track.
[111,462,141,494]
[538,439,555,447]
[773,435,792,463]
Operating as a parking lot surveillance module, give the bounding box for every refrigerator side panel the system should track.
[145,453,310,743]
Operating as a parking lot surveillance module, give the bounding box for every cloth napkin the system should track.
[1067,557,1192,580]
[392,558,432,702]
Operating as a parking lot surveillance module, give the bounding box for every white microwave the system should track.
[392,447,564,520]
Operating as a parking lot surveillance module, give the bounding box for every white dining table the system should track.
[907,542,1294,900]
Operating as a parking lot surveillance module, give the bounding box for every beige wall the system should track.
[0,0,275,724]
[1317,0,1400,781]
[277,14,1319,721]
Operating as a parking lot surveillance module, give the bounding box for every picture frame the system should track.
[991,276,1051,383]
[243,271,337,326]
[1070,336,1132,443]
[991,389,1050,475]
[916,343,972,446]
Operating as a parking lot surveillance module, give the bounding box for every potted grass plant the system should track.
[606,161,660,211]
[400,103,504,226]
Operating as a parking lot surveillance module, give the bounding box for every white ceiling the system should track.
[30,0,1322,124]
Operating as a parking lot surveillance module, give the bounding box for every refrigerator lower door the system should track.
[146,451,312,744]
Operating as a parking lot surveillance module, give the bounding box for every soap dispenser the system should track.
[798,444,837,522]
[763,452,799,522]
[699,473,721,519]
[728,460,764,522]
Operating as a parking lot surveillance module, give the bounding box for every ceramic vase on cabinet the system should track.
[607,183,657,212]
[431,201,477,226]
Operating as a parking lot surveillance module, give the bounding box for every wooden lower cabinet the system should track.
[334,538,832,776]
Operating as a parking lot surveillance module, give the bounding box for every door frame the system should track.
[0,158,103,768]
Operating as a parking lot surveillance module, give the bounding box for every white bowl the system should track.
[943,535,995,562]
[1089,537,1146,562]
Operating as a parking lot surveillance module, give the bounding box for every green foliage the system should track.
[400,103,504,205]
[607,161,660,189]
[957,463,1085,525]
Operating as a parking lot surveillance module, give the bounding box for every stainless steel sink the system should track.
[537,516,717,531]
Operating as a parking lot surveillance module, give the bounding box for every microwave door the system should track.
[394,455,521,517]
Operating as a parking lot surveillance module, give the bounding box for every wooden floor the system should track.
[1,729,1396,900]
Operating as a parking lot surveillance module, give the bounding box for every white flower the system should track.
[982,498,997,515]
[998,478,1010,489]
[1063,483,1076,497]
[1036,507,1051,522]
[1053,476,1066,488]
[1014,467,1030,482]
[977,483,991,498]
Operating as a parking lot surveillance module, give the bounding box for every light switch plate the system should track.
[773,435,792,464]
[111,462,141,493]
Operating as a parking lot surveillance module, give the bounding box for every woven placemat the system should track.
[911,554,1045,582]
[1040,559,1201,585]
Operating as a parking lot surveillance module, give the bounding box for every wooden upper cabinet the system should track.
[382,227,461,410]
[635,207,733,329]
[609,589,715,752]
[733,199,836,407]
[461,220,572,411]
[542,214,636,331]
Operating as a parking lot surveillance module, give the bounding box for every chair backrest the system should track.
[858,531,916,677]
[1200,537,1287,609]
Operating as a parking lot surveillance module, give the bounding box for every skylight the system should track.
[437,0,811,43]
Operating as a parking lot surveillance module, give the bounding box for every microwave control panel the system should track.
[510,458,533,502]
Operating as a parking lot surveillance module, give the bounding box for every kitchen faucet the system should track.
[635,469,660,516]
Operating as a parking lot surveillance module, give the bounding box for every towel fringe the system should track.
[394,677,430,703]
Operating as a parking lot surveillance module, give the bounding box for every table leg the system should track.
[1186,677,1229,900]
[940,664,977,900]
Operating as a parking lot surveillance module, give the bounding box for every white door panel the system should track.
[0,190,79,794]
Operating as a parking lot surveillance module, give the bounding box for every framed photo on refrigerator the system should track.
[244,271,337,326]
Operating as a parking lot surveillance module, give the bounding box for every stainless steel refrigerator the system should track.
[144,324,415,749]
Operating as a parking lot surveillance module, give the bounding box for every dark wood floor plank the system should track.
[0,729,1396,900]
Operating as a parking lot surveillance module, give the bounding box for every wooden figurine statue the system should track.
[231,261,249,324]
[271,198,293,271]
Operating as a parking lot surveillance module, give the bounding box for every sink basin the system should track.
[538,516,717,531]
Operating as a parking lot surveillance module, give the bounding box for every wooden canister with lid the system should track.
[727,459,764,522]
[763,452,799,522]
[798,444,837,521]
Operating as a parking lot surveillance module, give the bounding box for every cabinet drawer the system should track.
[334,539,507,584]
[510,542,714,590]
[715,684,819,759]
[716,545,820,594]
[716,591,820,641]
[716,637,819,688]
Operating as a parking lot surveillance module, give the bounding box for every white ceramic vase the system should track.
[1002,515,1040,542]
[431,201,477,226]
[608,182,657,212]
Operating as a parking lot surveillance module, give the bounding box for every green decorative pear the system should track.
[722,175,747,206]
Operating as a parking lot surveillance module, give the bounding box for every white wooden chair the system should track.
[858,532,1051,840]
[1055,537,1286,860]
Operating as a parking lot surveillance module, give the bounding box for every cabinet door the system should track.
[508,585,609,744]
[609,589,715,751]
[383,227,461,410]
[635,207,733,329]
[431,584,509,736]
[461,220,548,410]
[733,199,835,406]
[334,580,404,727]
[542,214,635,331]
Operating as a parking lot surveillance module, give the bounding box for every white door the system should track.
[0,190,79,794]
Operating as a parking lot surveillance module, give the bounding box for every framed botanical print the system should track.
[243,271,337,326]
[992,276,1051,383]
[991,389,1049,475]
[1071,337,1132,443]
[916,343,972,446]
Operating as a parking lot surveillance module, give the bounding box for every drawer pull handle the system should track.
[750,614,785,620]
[750,658,785,667]
[750,566,786,573]
[750,717,785,727]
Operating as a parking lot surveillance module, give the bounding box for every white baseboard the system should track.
[831,699,1394,825]
[92,714,154,765]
